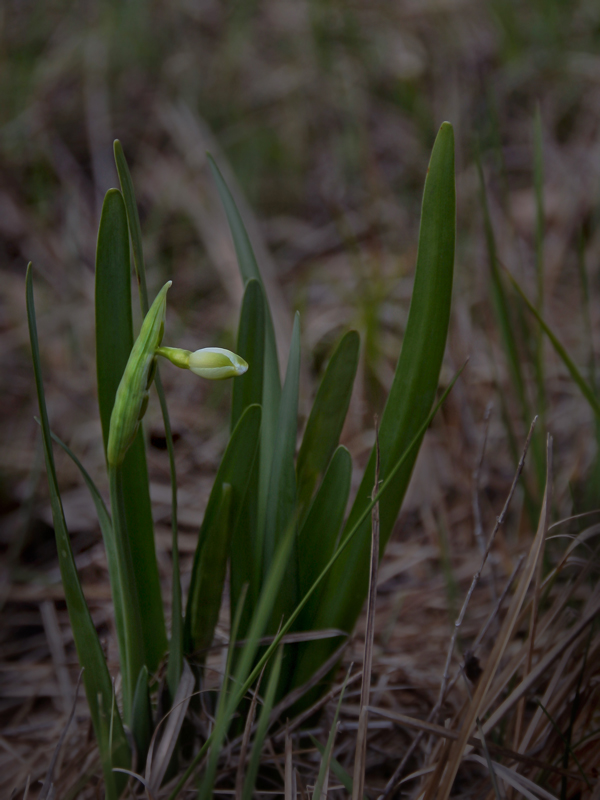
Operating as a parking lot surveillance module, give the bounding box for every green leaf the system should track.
[241,646,284,800]
[264,313,301,630]
[208,155,281,543]
[26,264,130,800]
[95,188,167,673]
[232,279,266,431]
[506,270,600,420]
[197,519,297,800]
[113,142,181,696]
[296,330,359,525]
[131,666,153,771]
[184,483,232,657]
[230,279,266,632]
[296,121,456,686]
[296,446,352,629]
[185,405,262,654]
[311,667,350,800]
[45,427,128,699]
[476,149,544,513]
[113,139,149,309]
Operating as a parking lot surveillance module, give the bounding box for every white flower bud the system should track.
[188,347,248,379]
[156,346,248,380]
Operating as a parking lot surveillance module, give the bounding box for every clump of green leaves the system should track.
[27,122,456,797]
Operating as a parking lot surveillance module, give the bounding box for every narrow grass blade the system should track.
[476,153,529,421]
[311,737,364,799]
[241,646,284,800]
[113,142,180,691]
[185,405,262,654]
[475,151,545,500]
[45,428,128,702]
[296,330,359,525]
[506,270,600,420]
[311,668,350,800]
[113,140,149,309]
[298,122,456,683]
[208,154,281,543]
[95,188,167,673]
[26,264,130,800]
[264,313,301,614]
[131,666,152,771]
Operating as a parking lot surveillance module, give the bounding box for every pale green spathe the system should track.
[107,281,171,467]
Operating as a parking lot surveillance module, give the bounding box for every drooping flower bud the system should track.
[107,281,171,467]
[156,346,248,380]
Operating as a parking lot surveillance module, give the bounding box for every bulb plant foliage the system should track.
[26,123,456,798]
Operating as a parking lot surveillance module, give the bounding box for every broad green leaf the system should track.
[264,313,301,630]
[297,121,456,684]
[26,265,130,799]
[185,405,262,654]
[241,646,284,800]
[208,155,281,542]
[113,142,181,695]
[506,270,600,420]
[95,188,167,673]
[296,330,359,525]
[296,446,352,629]
[232,279,266,431]
[185,483,232,658]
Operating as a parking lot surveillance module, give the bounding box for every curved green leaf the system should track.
[232,278,266,431]
[297,445,352,615]
[208,155,281,543]
[264,313,301,632]
[113,142,181,695]
[27,265,130,799]
[95,188,167,673]
[296,330,359,525]
[185,405,262,654]
[186,483,232,658]
[297,121,456,684]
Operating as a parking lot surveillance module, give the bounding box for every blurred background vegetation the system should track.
[3,0,600,591]
[2,0,600,790]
